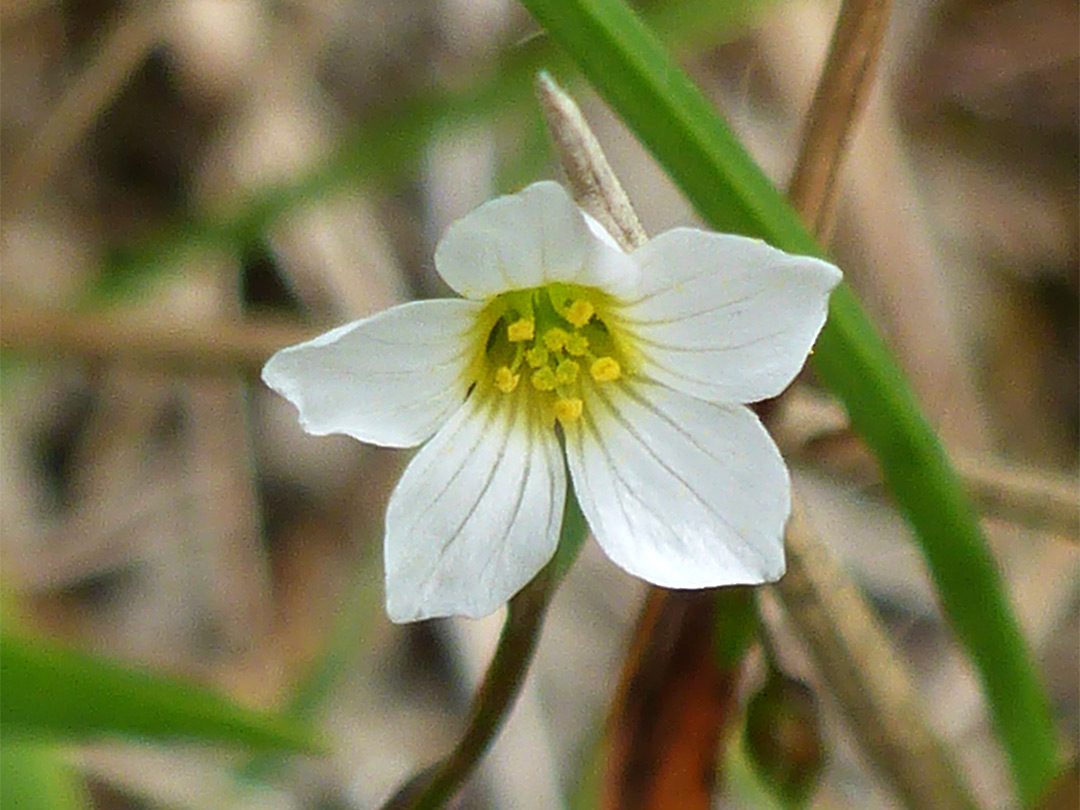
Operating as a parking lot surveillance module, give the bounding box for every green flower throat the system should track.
[478,283,626,424]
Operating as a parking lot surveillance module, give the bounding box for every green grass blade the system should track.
[517,0,1059,804]
[0,744,92,810]
[1,633,323,753]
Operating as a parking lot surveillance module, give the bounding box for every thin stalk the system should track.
[380,492,586,810]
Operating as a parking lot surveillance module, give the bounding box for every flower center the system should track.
[480,283,625,425]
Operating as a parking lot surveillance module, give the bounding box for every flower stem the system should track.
[381,575,552,810]
[380,492,586,810]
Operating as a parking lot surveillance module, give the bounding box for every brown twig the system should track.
[762,0,992,450]
[775,2,979,809]
[952,452,1079,541]
[778,507,979,810]
[778,398,1079,541]
[600,590,736,810]
[786,0,891,244]
[0,303,320,375]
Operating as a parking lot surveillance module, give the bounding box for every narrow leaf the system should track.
[1,633,323,753]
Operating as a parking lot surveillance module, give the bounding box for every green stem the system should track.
[381,491,586,810]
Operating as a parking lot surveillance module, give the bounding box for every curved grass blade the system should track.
[1,633,323,753]
[516,0,1059,804]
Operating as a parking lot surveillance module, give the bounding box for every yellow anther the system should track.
[525,346,549,368]
[507,318,535,342]
[566,299,595,328]
[590,356,622,382]
[565,333,589,356]
[555,359,580,386]
[543,328,569,352]
[495,366,520,393]
[531,367,557,392]
[553,397,584,424]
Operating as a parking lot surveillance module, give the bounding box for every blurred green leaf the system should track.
[724,731,787,810]
[517,0,1059,805]
[0,744,91,810]
[744,674,824,808]
[712,587,757,669]
[1,633,323,753]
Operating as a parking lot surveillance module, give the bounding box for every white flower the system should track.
[263,181,841,622]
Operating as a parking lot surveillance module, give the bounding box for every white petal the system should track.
[434,180,634,299]
[384,391,565,622]
[262,299,483,448]
[564,379,789,589]
[582,210,623,251]
[617,229,841,403]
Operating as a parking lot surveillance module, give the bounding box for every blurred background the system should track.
[1,0,1076,807]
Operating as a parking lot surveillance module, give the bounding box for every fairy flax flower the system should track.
[263,182,841,621]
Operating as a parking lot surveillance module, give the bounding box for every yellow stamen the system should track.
[590,356,622,382]
[507,318,535,342]
[555,359,580,386]
[553,397,583,424]
[543,328,569,352]
[495,366,520,393]
[525,346,549,368]
[565,332,589,356]
[565,299,595,328]
[531,367,557,392]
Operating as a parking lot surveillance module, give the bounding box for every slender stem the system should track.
[380,565,555,810]
[381,493,586,810]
